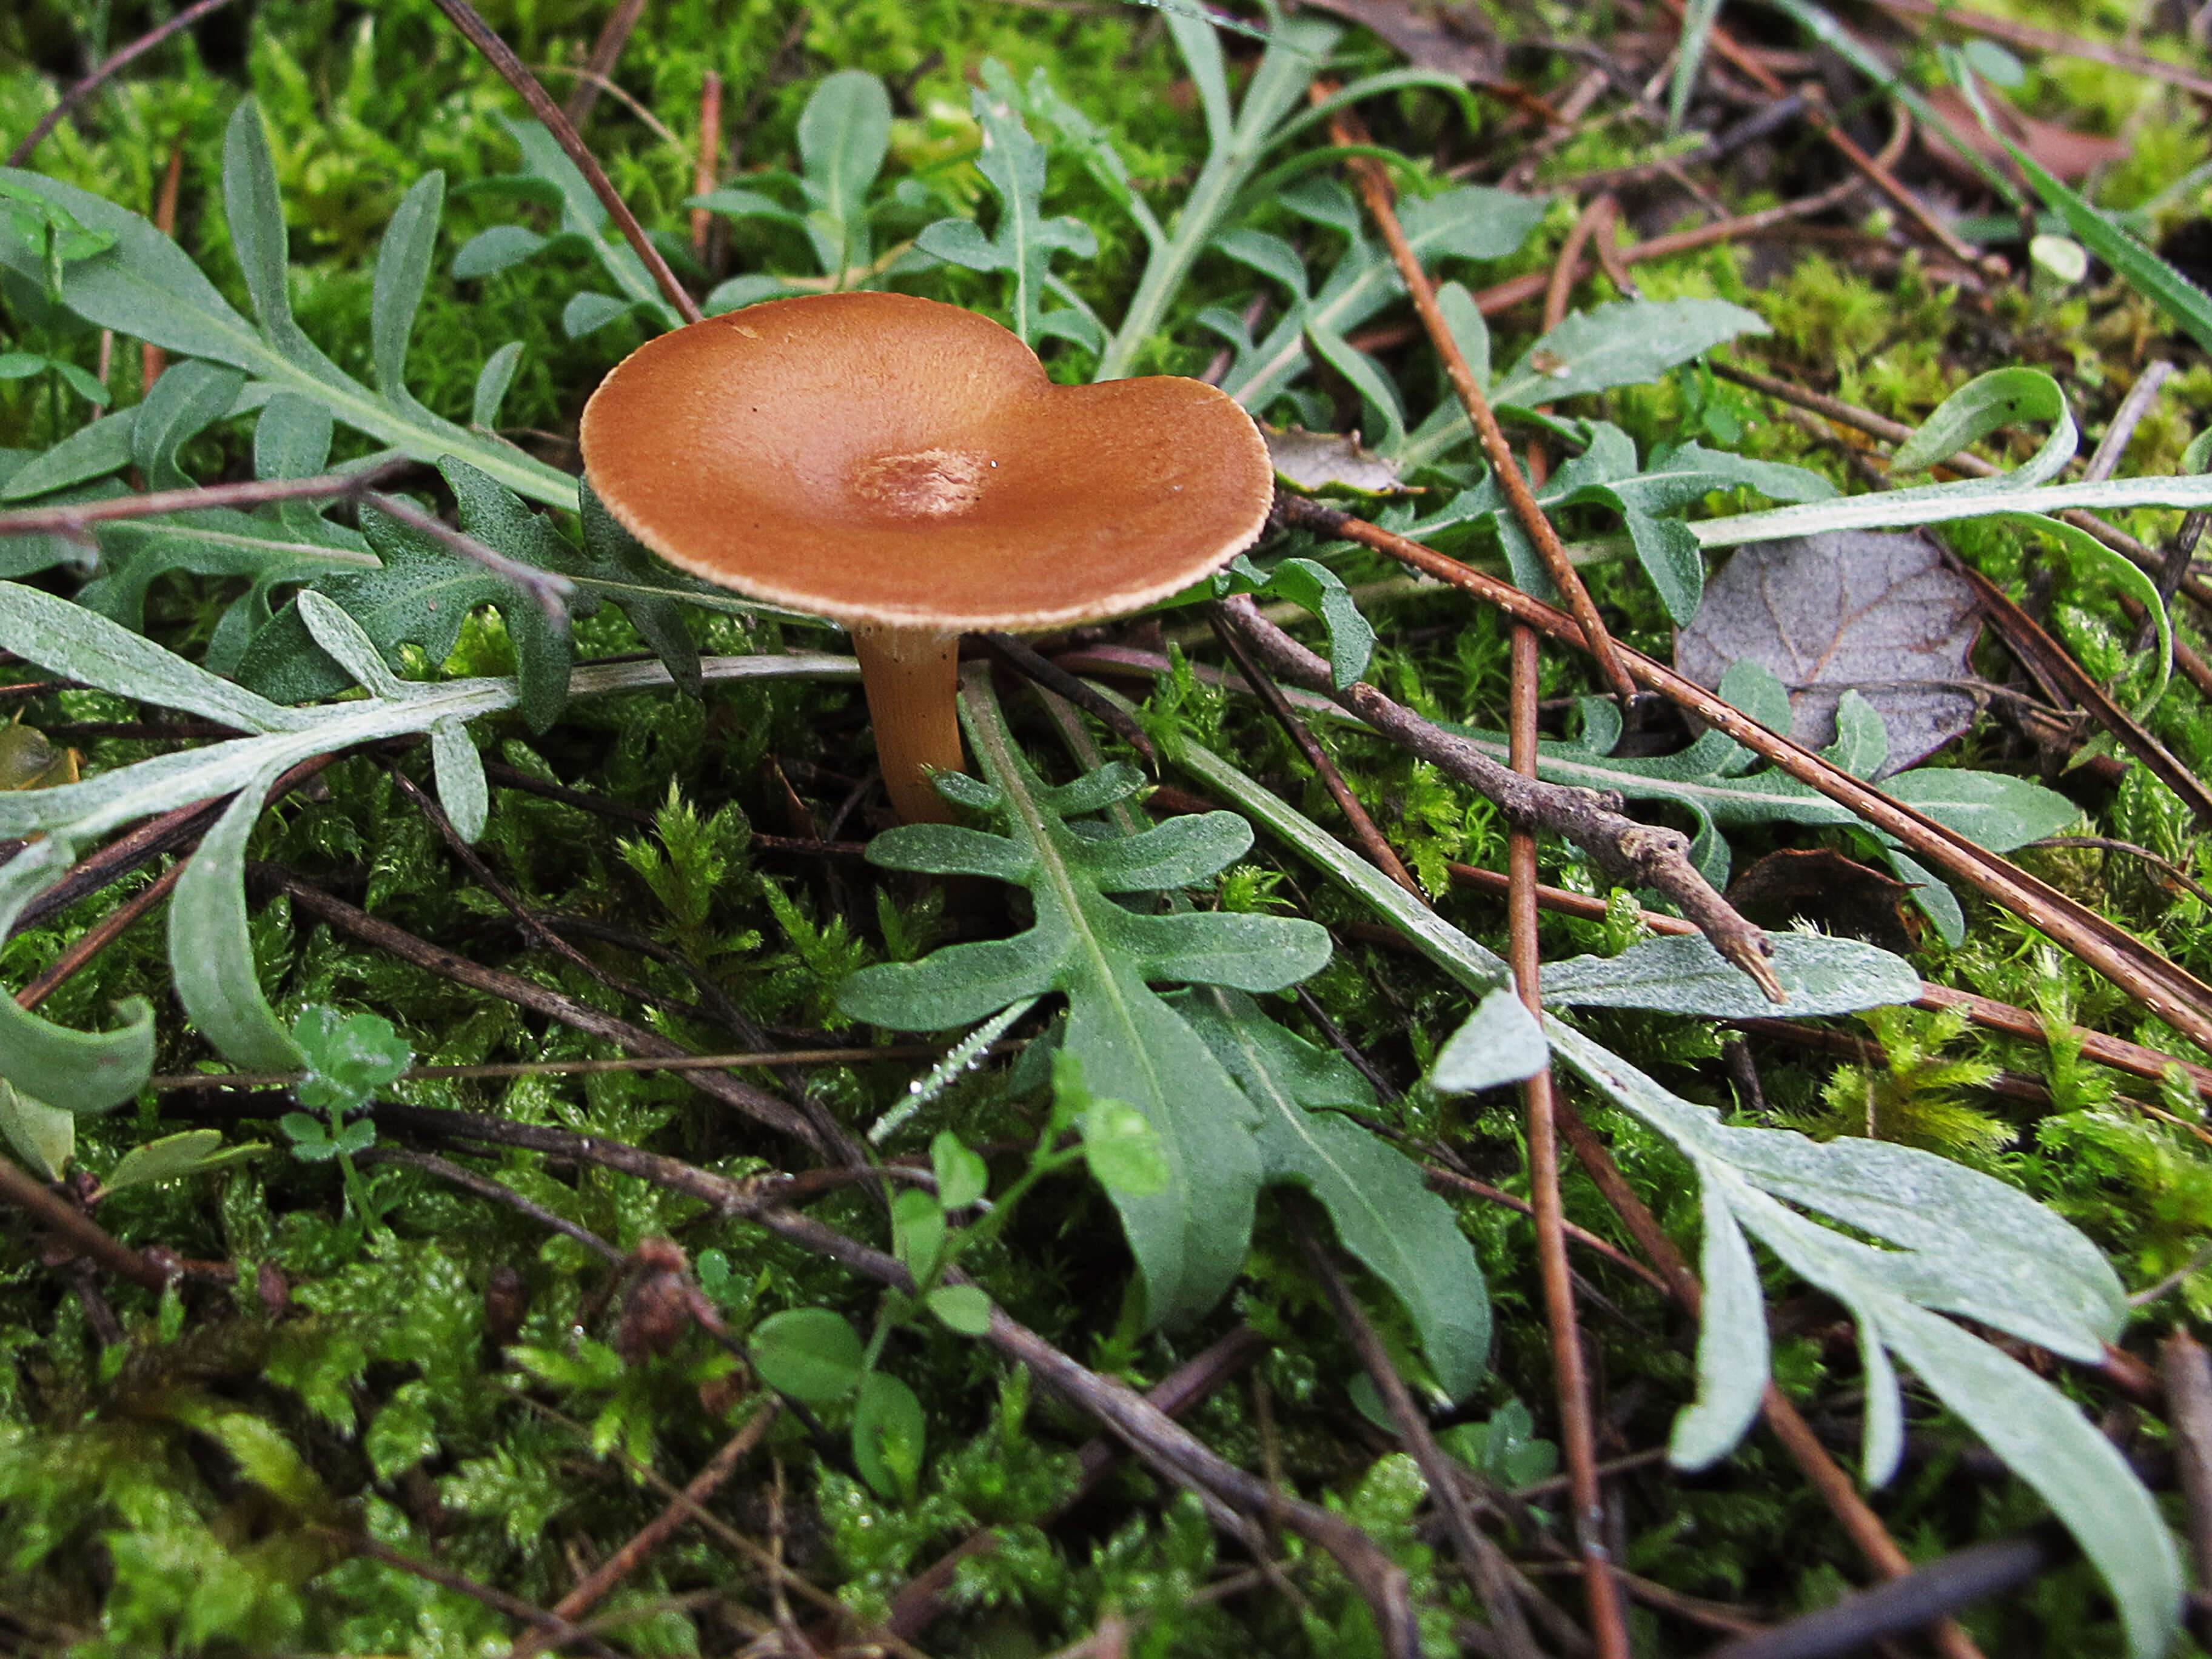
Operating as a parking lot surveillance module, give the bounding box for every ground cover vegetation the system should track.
[1,0,2211,1652]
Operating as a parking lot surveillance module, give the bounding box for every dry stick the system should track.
[1546,1108,1991,1659]
[1273,494,2212,1057]
[383,759,707,1028]
[0,459,414,541]
[1509,623,1631,1659]
[340,1530,621,1659]
[1424,1165,1672,1294]
[363,489,574,623]
[560,0,651,128]
[424,0,703,326]
[769,1206,1427,1659]
[1214,592,1783,999]
[5,0,236,166]
[15,859,183,1011]
[976,632,1158,766]
[2083,361,2175,484]
[1441,858,2212,1108]
[1949,554,2212,829]
[11,748,347,944]
[1292,1210,1544,1659]
[1704,1523,2070,1659]
[357,1145,625,1264]
[2163,1330,2212,1597]
[690,71,723,257]
[250,868,828,1150]
[881,1326,1269,1640]
[1662,0,1985,272]
[152,1041,970,1091]
[1205,608,1423,899]
[0,1157,170,1291]
[143,139,185,392]
[1320,93,1637,704]
[1466,176,1873,323]
[511,1403,778,1659]
[348,1088,1424,1657]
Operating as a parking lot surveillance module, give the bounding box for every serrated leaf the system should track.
[132,358,244,492]
[0,407,136,500]
[371,172,445,421]
[1489,299,1769,414]
[917,84,1096,347]
[1213,553,1375,688]
[840,666,1330,1326]
[1178,986,1490,1402]
[452,224,549,281]
[471,340,524,428]
[171,768,304,1071]
[0,113,575,509]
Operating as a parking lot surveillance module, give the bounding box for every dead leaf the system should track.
[1674,531,1982,776]
[1923,85,2127,186]
[1298,0,1500,85]
[0,724,78,791]
[1725,848,1923,954]
[1264,426,1418,498]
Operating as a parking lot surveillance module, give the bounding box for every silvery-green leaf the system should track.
[371,171,444,420]
[1540,932,1920,1018]
[1667,1185,1766,1469]
[0,1079,72,1178]
[1179,986,1489,1403]
[1490,299,1768,413]
[170,769,304,1071]
[0,839,155,1113]
[1430,987,1547,1093]
[0,579,302,736]
[471,341,524,429]
[796,70,893,276]
[0,406,136,500]
[1891,367,2076,483]
[431,719,488,843]
[452,224,550,280]
[294,589,406,700]
[132,359,244,491]
[561,291,633,340]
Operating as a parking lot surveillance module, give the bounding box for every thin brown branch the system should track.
[356,1145,624,1263]
[363,490,574,625]
[15,860,183,1011]
[1205,607,1423,898]
[2163,1330,2212,1595]
[1215,591,1782,999]
[1510,623,1630,1659]
[977,632,1158,766]
[246,866,831,1152]
[0,1157,170,1291]
[6,0,237,166]
[423,0,703,326]
[511,1403,777,1659]
[0,461,412,543]
[882,1326,1270,1640]
[561,0,651,128]
[1319,89,1636,701]
[152,1040,979,1091]
[1292,1207,1544,1659]
[1468,176,1871,318]
[1273,493,2212,1057]
[1863,0,2212,101]
[1423,1165,1671,1293]
[691,72,723,257]
[2083,362,2174,484]
[337,1530,621,1659]
[144,139,185,392]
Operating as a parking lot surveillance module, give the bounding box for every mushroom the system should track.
[579,292,1274,823]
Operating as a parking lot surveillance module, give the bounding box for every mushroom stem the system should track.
[851,625,966,824]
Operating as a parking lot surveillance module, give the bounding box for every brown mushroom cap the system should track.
[578,292,1275,631]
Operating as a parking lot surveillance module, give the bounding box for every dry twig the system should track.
[1214,591,1782,999]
